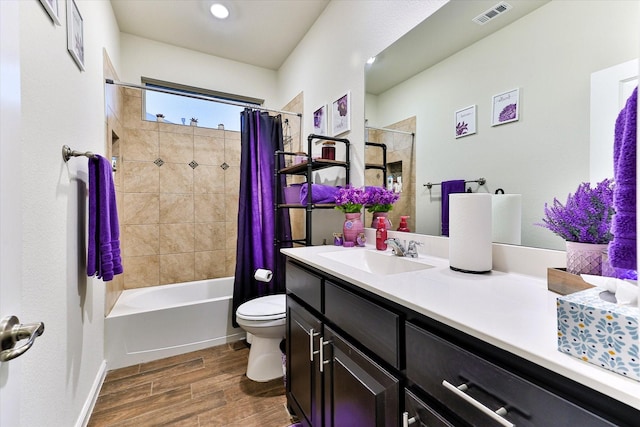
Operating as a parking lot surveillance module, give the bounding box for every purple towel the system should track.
[87,155,123,281]
[609,86,637,271]
[441,180,466,236]
[299,183,340,205]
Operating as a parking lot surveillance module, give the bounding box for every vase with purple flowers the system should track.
[537,179,615,275]
[334,186,369,243]
[366,186,399,228]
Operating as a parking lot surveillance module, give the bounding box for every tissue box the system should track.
[557,287,639,381]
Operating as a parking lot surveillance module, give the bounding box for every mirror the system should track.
[365,0,639,250]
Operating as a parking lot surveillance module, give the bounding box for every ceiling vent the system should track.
[472,2,512,25]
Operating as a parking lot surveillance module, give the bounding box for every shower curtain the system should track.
[232,109,291,326]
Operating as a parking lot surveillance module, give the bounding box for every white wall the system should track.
[369,0,639,250]
[119,33,279,109]
[276,0,448,243]
[18,0,120,425]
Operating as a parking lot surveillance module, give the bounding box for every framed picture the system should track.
[454,105,476,138]
[40,0,61,25]
[331,91,351,136]
[313,104,328,136]
[67,0,85,71]
[491,88,520,126]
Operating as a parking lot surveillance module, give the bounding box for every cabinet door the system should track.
[323,326,399,427]
[404,388,455,427]
[288,297,322,426]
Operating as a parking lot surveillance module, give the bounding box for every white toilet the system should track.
[235,294,287,382]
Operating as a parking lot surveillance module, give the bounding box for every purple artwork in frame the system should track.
[454,105,476,138]
[492,88,520,126]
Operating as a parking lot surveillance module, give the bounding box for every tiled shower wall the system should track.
[365,117,416,231]
[120,87,240,289]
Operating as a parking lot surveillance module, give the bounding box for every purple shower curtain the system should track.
[232,109,291,326]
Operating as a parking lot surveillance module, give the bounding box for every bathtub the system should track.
[105,277,245,369]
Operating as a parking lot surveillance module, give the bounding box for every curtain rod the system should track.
[365,126,414,136]
[105,79,302,117]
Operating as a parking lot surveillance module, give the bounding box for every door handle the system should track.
[442,380,514,427]
[402,411,417,426]
[319,338,331,373]
[0,315,45,362]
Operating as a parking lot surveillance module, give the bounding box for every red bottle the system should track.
[397,216,410,232]
[376,217,387,250]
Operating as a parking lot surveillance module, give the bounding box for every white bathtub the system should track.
[105,277,245,369]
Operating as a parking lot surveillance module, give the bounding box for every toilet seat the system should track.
[236,294,286,321]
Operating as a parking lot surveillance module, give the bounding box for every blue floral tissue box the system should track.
[557,287,639,381]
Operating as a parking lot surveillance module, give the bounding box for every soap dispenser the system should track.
[397,216,410,232]
[376,217,388,250]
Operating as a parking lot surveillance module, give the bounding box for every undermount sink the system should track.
[319,249,434,275]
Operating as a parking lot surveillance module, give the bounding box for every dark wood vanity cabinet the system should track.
[287,297,399,427]
[285,258,640,427]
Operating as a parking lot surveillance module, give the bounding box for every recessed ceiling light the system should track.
[366,56,376,65]
[210,3,229,19]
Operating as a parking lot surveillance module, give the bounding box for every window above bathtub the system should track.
[142,77,264,131]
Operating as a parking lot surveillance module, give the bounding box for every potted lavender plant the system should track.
[334,186,369,243]
[365,186,400,228]
[538,179,615,275]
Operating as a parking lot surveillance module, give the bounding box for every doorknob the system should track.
[0,315,45,362]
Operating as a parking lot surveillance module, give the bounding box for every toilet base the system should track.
[246,335,284,382]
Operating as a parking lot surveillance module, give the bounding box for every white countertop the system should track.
[281,244,640,410]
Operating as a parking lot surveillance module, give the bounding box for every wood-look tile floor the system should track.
[88,341,294,427]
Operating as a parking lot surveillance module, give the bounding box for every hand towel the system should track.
[609,86,637,271]
[299,183,340,205]
[87,155,123,281]
[441,180,466,236]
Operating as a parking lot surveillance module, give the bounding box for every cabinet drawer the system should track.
[406,322,616,427]
[286,261,322,312]
[325,281,400,369]
[404,388,455,427]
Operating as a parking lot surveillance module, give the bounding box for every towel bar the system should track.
[62,145,96,162]
[424,178,486,189]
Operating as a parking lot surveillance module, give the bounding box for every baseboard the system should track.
[75,359,107,427]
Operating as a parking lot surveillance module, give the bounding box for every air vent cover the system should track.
[472,2,512,25]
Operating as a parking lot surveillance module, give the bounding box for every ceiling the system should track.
[110,0,549,93]
[366,0,549,95]
[110,0,330,70]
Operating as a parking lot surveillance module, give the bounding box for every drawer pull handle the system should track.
[402,411,417,426]
[442,380,515,427]
[308,328,320,362]
[319,338,331,373]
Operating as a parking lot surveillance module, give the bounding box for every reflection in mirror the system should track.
[364,122,416,231]
[365,0,639,250]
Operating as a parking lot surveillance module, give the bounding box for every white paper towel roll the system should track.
[254,268,273,282]
[492,194,522,245]
[449,193,492,273]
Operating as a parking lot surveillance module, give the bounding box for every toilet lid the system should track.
[237,294,286,320]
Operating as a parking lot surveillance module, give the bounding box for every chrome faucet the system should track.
[385,238,407,257]
[406,240,423,258]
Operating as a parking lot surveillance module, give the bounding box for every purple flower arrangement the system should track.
[365,186,399,213]
[334,186,369,213]
[538,179,615,244]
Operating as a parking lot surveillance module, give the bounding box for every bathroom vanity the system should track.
[282,245,640,427]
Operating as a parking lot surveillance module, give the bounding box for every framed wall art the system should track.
[454,105,476,138]
[331,91,351,136]
[40,0,61,25]
[491,88,519,126]
[313,104,328,136]
[67,0,85,71]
